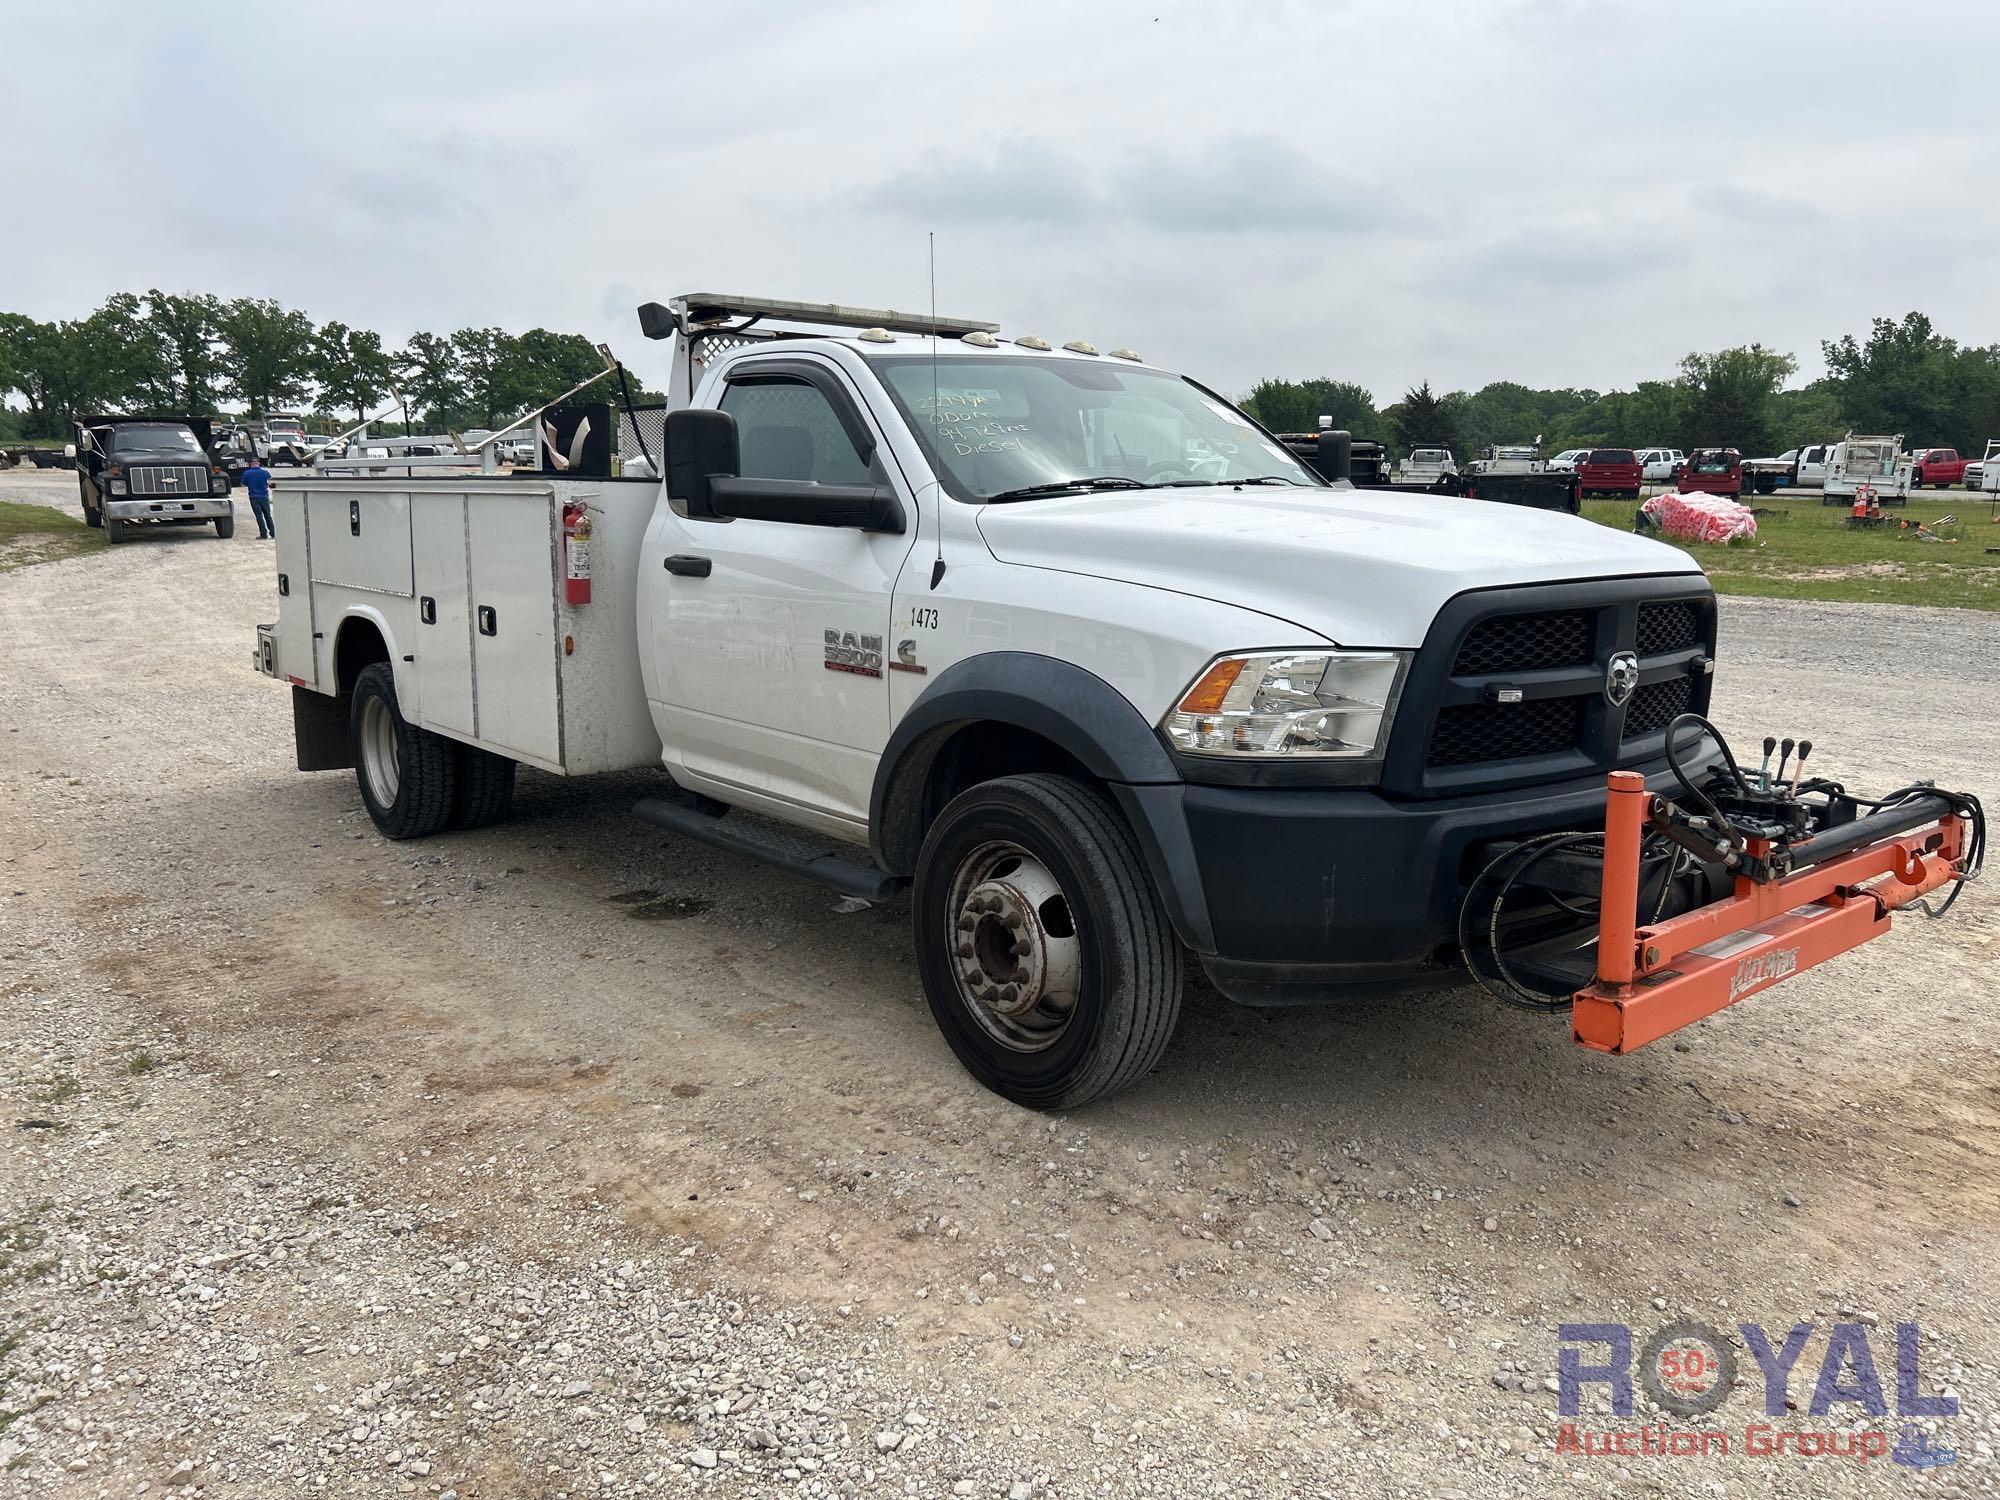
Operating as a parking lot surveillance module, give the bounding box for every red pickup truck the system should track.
[1676,447,1743,499]
[1908,447,1967,488]
[1575,447,1643,499]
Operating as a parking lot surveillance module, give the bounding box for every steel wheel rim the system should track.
[946,839,1084,1054]
[360,695,400,806]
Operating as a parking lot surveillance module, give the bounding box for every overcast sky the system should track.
[7,0,1998,402]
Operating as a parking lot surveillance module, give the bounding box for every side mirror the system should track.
[665,407,739,518]
[710,477,904,534]
[1315,428,1352,483]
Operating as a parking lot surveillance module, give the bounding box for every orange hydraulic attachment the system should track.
[1573,771,1967,1053]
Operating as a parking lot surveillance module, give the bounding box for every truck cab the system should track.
[71,415,235,542]
[254,293,1720,1109]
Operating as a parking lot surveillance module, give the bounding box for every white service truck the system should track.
[1821,433,1912,505]
[254,293,1720,1109]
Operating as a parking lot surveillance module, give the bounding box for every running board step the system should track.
[634,796,906,901]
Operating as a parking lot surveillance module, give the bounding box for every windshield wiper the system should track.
[986,476,1148,503]
[1158,475,1304,487]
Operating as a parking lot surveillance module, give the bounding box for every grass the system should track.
[1581,488,2000,611]
[0,499,104,573]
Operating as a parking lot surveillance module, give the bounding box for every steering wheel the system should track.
[1145,459,1194,480]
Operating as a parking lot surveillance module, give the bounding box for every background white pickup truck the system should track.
[256,293,1719,1108]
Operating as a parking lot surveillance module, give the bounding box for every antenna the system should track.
[928,231,946,590]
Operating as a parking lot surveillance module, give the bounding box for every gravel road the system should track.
[3,466,1996,1498]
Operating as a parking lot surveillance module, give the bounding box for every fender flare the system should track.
[869,652,1216,954]
[328,605,410,704]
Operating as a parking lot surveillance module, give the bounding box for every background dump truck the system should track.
[70,415,235,541]
[251,294,1977,1109]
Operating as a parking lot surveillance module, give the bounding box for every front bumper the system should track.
[1121,759,1715,1005]
[105,496,232,522]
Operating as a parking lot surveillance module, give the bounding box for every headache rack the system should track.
[637,293,1000,407]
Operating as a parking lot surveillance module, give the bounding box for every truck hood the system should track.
[974,485,1706,648]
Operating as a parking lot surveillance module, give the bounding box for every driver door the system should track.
[645,357,916,833]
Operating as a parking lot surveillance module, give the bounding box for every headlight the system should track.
[211,474,228,495]
[1161,650,1406,759]
[108,478,128,495]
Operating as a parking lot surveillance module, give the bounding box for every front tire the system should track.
[913,774,1183,1110]
[214,512,235,538]
[103,514,126,544]
[350,663,455,839]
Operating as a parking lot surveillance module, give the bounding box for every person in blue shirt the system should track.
[242,458,274,539]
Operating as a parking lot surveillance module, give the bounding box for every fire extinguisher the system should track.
[562,501,593,606]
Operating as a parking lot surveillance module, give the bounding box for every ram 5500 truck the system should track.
[253,293,1719,1109]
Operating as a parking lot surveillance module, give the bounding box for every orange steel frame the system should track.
[1573,771,1968,1054]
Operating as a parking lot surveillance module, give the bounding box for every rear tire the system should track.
[448,745,518,830]
[350,662,455,839]
[913,773,1183,1110]
[214,512,235,539]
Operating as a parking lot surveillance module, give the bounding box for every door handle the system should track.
[664,554,712,577]
[477,605,497,636]
[419,595,436,624]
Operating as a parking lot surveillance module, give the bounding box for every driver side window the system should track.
[720,377,872,486]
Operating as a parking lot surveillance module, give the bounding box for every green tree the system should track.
[1676,344,1796,454]
[216,298,316,416]
[1241,377,1378,438]
[451,326,510,428]
[394,331,466,428]
[1393,381,1459,454]
[311,321,396,425]
[1822,312,2000,452]
[144,290,227,411]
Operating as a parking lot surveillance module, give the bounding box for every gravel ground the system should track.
[2,466,1996,1498]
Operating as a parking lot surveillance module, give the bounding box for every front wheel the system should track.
[214,512,235,538]
[913,774,1183,1110]
[350,663,455,838]
[103,514,126,544]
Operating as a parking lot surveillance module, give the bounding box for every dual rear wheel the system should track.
[350,663,516,839]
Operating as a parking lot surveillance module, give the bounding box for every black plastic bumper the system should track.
[1118,760,1713,1005]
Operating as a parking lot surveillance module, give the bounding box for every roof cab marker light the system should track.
[961,330,999,348]
[857,327,895,344]
[1062,340,1099,356]
[1014,335,1052,351]
[1109,347,1142,362]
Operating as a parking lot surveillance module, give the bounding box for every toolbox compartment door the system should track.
[272,492,317,687]
[467,495,562,765]
[306,488,414,596]
[410,494,476,738]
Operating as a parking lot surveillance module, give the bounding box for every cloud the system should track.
[854,133,1409,238]
[1112,136,1411,236]
[853,138,1101,225]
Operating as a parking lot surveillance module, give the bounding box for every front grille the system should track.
[128,464,210,497]
[1451,611,1591,674]
[1636,600,1701,656]
[1429,697,1587,767]
[1623,675,1693,736]
[1395,581,1717,794]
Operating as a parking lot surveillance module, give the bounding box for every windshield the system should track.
[109,424,203,454]
[870,354,1317,500]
